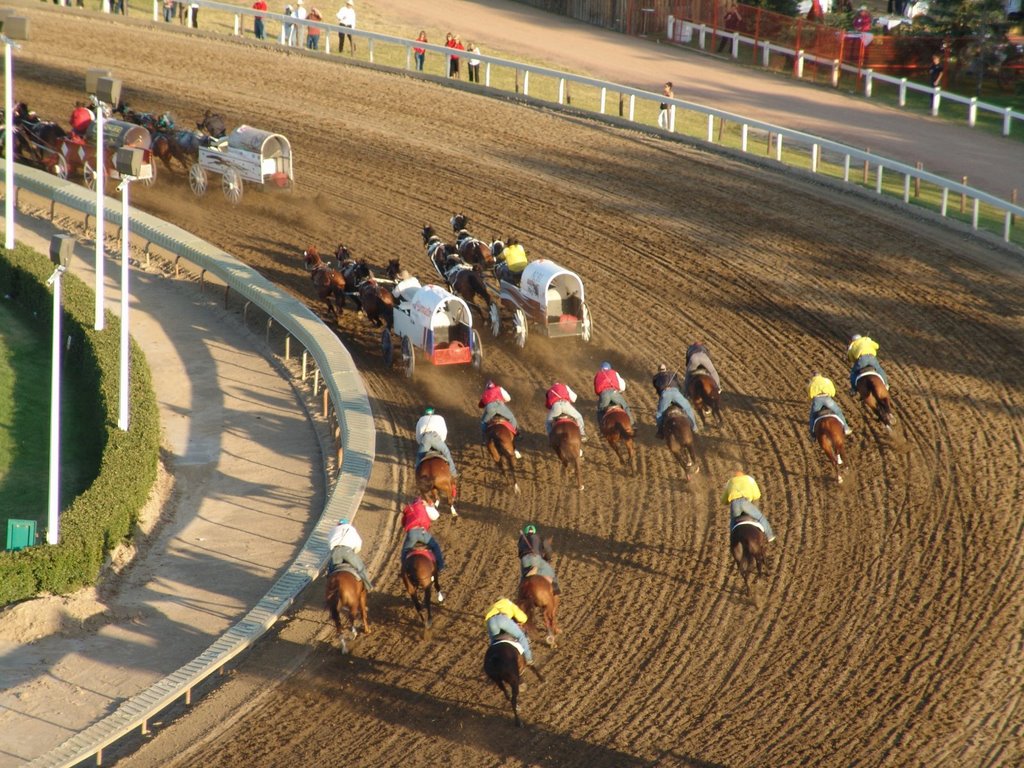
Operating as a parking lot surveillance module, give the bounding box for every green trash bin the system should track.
[6,519,37,551]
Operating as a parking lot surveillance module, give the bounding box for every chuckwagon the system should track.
[494,259,593,347]
[188,125,293,204]
[57,118,155,187]
[383,283,483,378]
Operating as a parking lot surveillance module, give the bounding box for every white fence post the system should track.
[698,24,707,49]
[831,59,840,87]
[1003,107,1012,137]
[899,77,907,107]
[903,173,910,203]
[864,69,873,97]
[931,88,941,116]
[843,154,851,182]
[796,50,805,79]
[811,143,818,173]
[600,86,606,114]
[876,165,884,194]
[941,188,949,217]
[558,78,565,105]
[152,0,158,22]
[775,133,783,162]
[972,198,980,229]
[706,114,714,142]
[761,41,770,67]
[731,34,739,58]
[969,97,977,127]
[233,14,240,35]
[628,94,635,121]
[669,104,676,133]
[485,63,491,87]
[741,123,748,152]
[369,39,374,63]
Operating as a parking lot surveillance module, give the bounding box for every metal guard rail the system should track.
[9,164,375,768]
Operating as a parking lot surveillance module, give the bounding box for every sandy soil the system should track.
[10,6,1024,767]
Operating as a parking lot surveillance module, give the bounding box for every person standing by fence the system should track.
[253,0,267,39]
[306,6,322,49]
[718,3,742,53]
[658,81,673,129]
[468,42,482,82]
[336,0,355,54]
[294,0,307,47]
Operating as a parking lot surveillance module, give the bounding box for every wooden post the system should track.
[766,132,772,155]
[960,176,967,214]
[914,162,922,198]
[1011,188,1018,227]
[717,118,726,142]
[619,92,624,117]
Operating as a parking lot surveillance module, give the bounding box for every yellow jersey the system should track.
[808,375,836,400]
[502,243,528,273]
[847,336,880,363]
[484,598,527,624]
[721,474,761,504]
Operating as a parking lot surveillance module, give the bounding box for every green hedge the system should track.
[0,244,160,605]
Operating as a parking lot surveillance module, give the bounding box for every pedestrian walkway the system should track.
[0,211,325,767]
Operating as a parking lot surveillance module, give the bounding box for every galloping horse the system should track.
[349,260,395,329]
[485,416,520,494]
[4,104,67,175]
[484,639,539,728]
[114,104,190,173]
[685,372,722,429]
[854,371,894,430]
[518,574,560,647]
[730,514,769,598]
[448,215,495,269]
[599,406,637,474]
[401,544,440,632]
[303,245,356,317]
[416,454,458,518]
[813,412,847,484]
[549,417,584,491]
[662,406,699,482]
[325,568,369,651]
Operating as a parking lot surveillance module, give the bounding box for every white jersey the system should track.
[416,413,448,442]
[335,4,355,25]
[328,523,362,553]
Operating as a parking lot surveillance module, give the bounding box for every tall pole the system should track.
[4,40,14,251]
[94,102,105,330]
[47,266,65,545]
[118,177,130,431]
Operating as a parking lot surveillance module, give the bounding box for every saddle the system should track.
[404,543,436,564]
[416,449,448,468]
[491,636,525,655]
[853,369,884,387]
[732,514,765,534]
[812,409,843,430]
[521,566,553,584]
[487,415,516,435]
[328,562,360,577]
[444,262,471,283]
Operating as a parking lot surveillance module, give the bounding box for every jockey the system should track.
[327,518,374,590]
[652,363,699,438]
[415,407,458,477]
[391,270,421,303]
[721,469,776,543]
[479,380,521,458]
[517,523,561,595]
[69,105,94,139]
[401,497,446,600]
[808,373,853,438]
[684,342,722,393]
[593,361,635,428]
[544,381,587,443]
[484,597,534,665]
[495,236,527,284]
[155,112,175,132]
[846,334,891,393]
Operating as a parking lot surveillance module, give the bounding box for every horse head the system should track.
[421,224,436,245]
[455,228,470,243]
[334,244,351,261]
[450,212,469,233]
[385,258,401,280]
[490,239,505,258]
[302,246,321,271]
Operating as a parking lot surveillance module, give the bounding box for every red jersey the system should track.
[545,383,571,409]
[402,498,434,531]
[70,107,93,135]
[593,369,620,395]
[479,384,506,408]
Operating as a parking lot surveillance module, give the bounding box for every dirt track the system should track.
[16,8,1024,767]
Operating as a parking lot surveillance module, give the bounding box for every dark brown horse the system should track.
[549,417,584,491]
[303,245,357,317]
[485,416,520,495]
[416,455,458,518]
[484,639,538,728]
[662,406,699,482]
[402,545,440,633]
[518,574,560,647]
[448,212,495,268]
[855,371,894,430]
[325,569,369,651]
[813,412,847,484]
[730,514,769,598]
[5,104,68,176]
[349,260,395,329]
[599,406,636,474]
[686,372,722,429]
[114,105,190,173]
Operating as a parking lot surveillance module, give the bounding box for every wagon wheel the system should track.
[513,308,528,349]
[188,163,208,197]
[381,328,393,367]
[51,153,69,180]
[489,302,501,337]
[402,336,415,378]
[222,168,243,204]
[581,302,593,343]
[471,329,483,370]
[83,161,105,191]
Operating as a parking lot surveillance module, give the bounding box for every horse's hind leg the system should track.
[360,589,370,634]
[510,682,522,727]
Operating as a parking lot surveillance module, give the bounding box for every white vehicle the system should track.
[189,125,293,204]
[384,284,483,378]
[495,259,593,348]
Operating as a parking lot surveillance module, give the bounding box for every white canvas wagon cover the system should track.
[519,259,585,308]
[400,284,473,334]
[227,125,291,160]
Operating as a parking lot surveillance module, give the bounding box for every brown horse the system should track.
[662,406,699,482]
[813,412,847,484]
[730,514,769,598]
[303,245,357,317]
[416,455,458,518]
[686,372,722,429]
[402,545,440,632]
[350,260,395,329]
[517,574,560,647]
[484,639,538,728]
[599,406,637,474]
[6,104,68,176]
[549,417,584,491]
[114,105,190,173]
[325,569,369,651]
[855,371,894,430]
[485,416,520,495]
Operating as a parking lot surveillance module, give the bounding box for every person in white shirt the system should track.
[415,407,458,477]
[328,518,374,590]
[335,0,355,53]
[294,0,307,47]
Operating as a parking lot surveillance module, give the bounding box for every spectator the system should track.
[928,53,944,88]
[162,0,175,22]
[253,0,267,39]
[807,0,824,22]
[282,3,296,45]
[336,0,355,54]
[658,81,673,129]
[306,5,322,49]
[468,42,482,82]
[718,3,742,53]
[189,0,199,27]
[294,0,307,47]
[852,5,872,31]
[445,32,464,78]
[414,30,427,71]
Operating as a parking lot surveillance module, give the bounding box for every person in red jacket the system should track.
[400,497,446,601]
[478,380,521,458]
[544,381,586,442]
[593,361,635,428]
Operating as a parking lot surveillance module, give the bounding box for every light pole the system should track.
[88,73,118,331]
[47,235,73,546]
[113,146,151,431]
[2,15,29,252]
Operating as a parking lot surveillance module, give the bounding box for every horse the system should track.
[5,104,67,175]
[197,110,228,139]
[685,372,722,429]
[518,574,560,647]
[325,568,369,651]
[484,640,530,727]
[114,104,190,173]
[485,416,520,494]
[813,411,847,484]
[599,406,637,474]
[401,544,440,632]
[416,454,458,518]
[350,260,395,329]
[302,245,357,317]
[661,406,699,482]
[730,514,769,598]
[854,371,894,430]
[549,417,584,491]
[454,229,496,269]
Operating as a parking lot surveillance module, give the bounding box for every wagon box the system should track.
[190,124,293,204]
[496,258,592,346]
[386,283,483,377]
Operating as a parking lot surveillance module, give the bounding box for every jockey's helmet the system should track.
[339,518,349,525]
[600,361,611,371]
[523,524,537,535]
[658,363,667,372]
[851,333,862,341]
[424,406,435,415]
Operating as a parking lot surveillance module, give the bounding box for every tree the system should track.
[921,0,1010,94]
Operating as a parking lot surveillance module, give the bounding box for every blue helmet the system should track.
[600,361,612,371]
[339,518,350,525]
